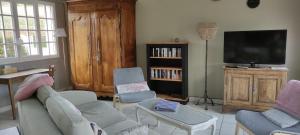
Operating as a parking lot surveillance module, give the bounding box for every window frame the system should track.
[0,0,59,65]
[0,0,18,61]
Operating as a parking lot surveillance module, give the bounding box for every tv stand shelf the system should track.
[224,67,288,71]
[223,67,288,112]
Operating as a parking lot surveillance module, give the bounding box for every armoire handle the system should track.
[96,38,101,63]
[88,34,92,65]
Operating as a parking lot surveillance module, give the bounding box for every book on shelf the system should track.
[151,47,182,58]
[152,48,155,57]
[151,68,182,81]
[177,48,181,57]
[172,48,176,57]
[168,48,172,57]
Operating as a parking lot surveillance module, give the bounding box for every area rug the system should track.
[0,127,19,135]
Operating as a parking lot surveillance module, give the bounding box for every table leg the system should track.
[8,80,16,120]
[211,120,217,135]
[136,107,141,124]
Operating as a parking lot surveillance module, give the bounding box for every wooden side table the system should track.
[0,66,54,120]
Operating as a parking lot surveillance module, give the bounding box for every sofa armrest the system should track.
[59,91,97,106]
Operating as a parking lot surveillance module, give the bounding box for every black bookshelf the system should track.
[146,42,188,104]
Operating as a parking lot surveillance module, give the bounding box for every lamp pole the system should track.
[204,40,215,110]
[196,22,217,110]
[204,40,208,110]
[197,40,215,110]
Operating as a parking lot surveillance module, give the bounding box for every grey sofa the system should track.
[18,86,158,135]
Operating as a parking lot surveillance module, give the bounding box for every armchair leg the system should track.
[235,123,240,135]
[235,122,255,135]
[113,95,119,109]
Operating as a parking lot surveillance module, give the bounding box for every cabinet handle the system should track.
[96,39,101,63]
[88,34,92,65]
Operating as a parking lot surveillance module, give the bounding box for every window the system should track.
[0,0,58,64]
[38,3,56,56]
[0,1,16,58]
[17,3,38,56]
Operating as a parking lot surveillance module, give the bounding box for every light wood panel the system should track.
[226,74,252,105]
[253,75,282,107]
[68,12,93,90]
[94,10,121,93]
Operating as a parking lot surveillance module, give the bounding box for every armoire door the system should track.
[253,75,282,107]
[92,10,121,94]
[68,12,93,89]
[225,73,253,106]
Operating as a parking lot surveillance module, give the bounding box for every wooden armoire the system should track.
[67,0,136,97]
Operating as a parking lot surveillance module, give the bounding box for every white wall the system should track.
[136,0,300,99]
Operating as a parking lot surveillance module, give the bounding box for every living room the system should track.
[0,0,299,135]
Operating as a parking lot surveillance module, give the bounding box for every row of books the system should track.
[151,68,182,80]
[151,48,182,58]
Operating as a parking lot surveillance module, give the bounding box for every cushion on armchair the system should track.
[236,110,300,135]
[262,108,299,128]
[275,80,300,119]
[116,81,150,94]
[118,91,156,103]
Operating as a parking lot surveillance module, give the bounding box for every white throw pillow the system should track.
[117,81,150,94]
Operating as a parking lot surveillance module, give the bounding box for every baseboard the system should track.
[0,105,11,113]
[189,96,224,105]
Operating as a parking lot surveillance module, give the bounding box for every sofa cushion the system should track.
[60,91,97,106]
[118,125,148,135]
[46,96,94,135]
[275,80,300,119]
[103,119,139,135]
[262,108,299,128]
[118,91,156,103]
[77,101,127,128]
[236,110,300,135]
[18,98,63,135]
[15,74,54,101]
[37,85,58,105]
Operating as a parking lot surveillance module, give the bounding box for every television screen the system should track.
[224,30,287,64]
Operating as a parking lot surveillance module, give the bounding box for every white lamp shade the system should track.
[54,28,67,37]
[198,22,218,40]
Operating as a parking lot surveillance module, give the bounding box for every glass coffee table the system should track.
[136,99,218,135]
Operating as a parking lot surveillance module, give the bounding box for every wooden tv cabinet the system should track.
[223,67,288,112]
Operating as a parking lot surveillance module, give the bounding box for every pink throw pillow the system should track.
[15,74,54,101]
[275,80,300,119]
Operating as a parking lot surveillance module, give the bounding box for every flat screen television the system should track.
[224,30,287,65]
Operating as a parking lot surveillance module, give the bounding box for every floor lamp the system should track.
[197,22,218,110]
[54,28,67,72]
